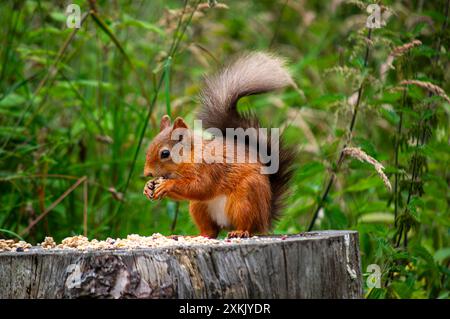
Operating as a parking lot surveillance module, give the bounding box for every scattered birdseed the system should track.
[0,233,291,252]
[40,236,56,249]
[0,239,32,252]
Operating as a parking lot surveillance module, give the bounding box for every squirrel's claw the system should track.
[152,185,166,200]
[227,230,250,239]
[143,186,154,200]
[152,178,171,200]
[143,177,168,201]
[143,179,157,200]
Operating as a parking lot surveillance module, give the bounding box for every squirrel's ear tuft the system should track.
[173,117,188,129]
[160,115,171,131]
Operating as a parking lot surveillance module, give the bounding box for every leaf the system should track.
[49,11,66,23]
[56,79,113,90]
[324,205,348,228]
[122,15,165,36]
[345,176,383,192]
[358,213,394,224]
[434,248,450,264]
[415,46,438,58]
[0,107,26,118]
[0,93,27,107]
[0,126,26,138]
[0,228,25,241]
[411,22,428,36]
[411,244,436,268]
[357,201,391,214]
[379,106,400,125]
[310,93,345,108]
[366,288,386,299]
[295,161,325,181]
[28,26,64,39]
[353,137,377,156]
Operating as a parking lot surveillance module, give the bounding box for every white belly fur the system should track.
[207,195,229,228]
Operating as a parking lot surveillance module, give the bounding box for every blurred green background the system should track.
[0,0,449,298]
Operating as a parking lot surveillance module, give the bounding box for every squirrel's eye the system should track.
[160,149,170,159]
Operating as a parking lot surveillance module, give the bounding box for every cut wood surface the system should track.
[0,230,363,299]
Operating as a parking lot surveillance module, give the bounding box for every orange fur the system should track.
[144,119,272,237]
[189,201,220,238]
[143,52,296,238]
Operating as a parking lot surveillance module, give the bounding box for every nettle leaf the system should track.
[433,248,450,264]
[324,205,348,228]
[0,126,26,138]
[121,14,165,36]
[366,288,387,299]
[378,90,403,104]
[345,176,383,192]
[357,201,389,214]
[56,79,114,91]
[353,137,377,156]
[391,279,415,299]
[295,161,325,182]
[358,213,394,224]
[291,184,320,197]
[407,85,427,100]
[49,11,66,23]
[411,45,437,58]
[285,199,315,219]
[408,197,425,221]
[379,105,400,125]
[373,237,395,259]
[401,107,422,120]
[0,93,27,107]
[383,166,406,175]
[321,139,340,159]
[392,250,410,261]
[310,93,346,108]
[411,22,429,36]
[411,244,437,269]
[28,26,63,39]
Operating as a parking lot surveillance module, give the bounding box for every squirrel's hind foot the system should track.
[226,230,250,239]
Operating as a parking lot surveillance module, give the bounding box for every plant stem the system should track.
[393,50,412,227]
[83,180,88,237]
[0,2,21,88]
[171,202,180,233]
[308,28,372,231]
[394,79,408,226]
[395,0,449,247]
[269,0,288,48]
[20,176,87,236]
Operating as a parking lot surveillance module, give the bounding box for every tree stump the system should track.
[0,231,363,298]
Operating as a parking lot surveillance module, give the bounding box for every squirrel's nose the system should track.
[145,172,153,178]
[144,168,154,178]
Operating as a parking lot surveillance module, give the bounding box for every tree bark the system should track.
[0,231,363,299]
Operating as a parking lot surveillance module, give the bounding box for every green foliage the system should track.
[0,0,448,299]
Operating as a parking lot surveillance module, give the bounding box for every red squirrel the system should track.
[143,52,296,238]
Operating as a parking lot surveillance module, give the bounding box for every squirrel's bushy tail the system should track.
[198,51,297,223]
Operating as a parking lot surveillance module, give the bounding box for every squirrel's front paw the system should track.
[143,177,164,201]
[143,179,155,200]
[153,178,173,200]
